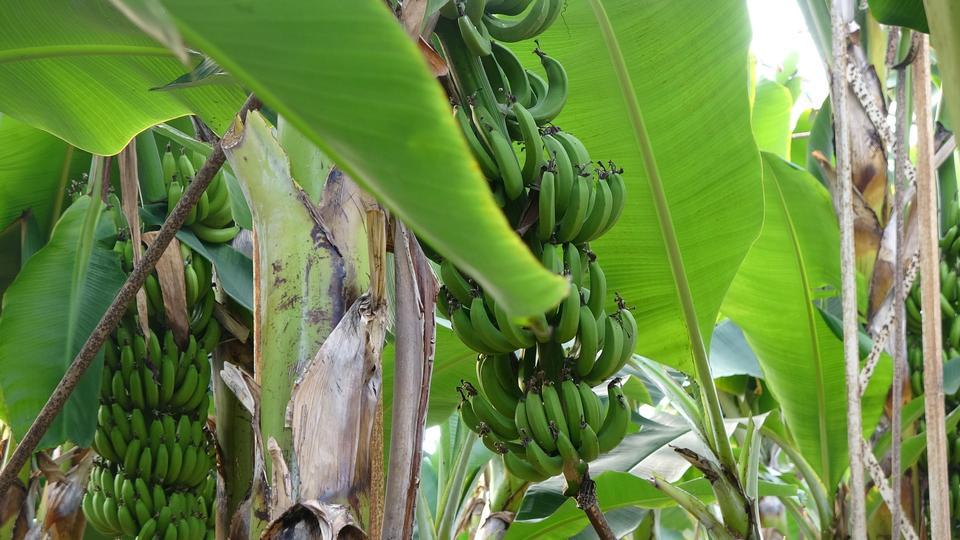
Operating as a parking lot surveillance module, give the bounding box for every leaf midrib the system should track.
[771,169,832,487]
[0,45,172,64]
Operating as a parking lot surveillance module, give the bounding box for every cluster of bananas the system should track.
[84,143,236,539]
[163,146,240,245]
[434,0,635,487]
[904,195,960,522]
[441,0,564,50]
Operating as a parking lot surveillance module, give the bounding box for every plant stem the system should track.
[914,33,953,537]
[576,473,615,540]
[829,1,867,537]
[760,424,832,532]
[382,221,437,540]
[890,29,912,540]
[435,430,476,540]
[0,95,261,502]
[584,0,736,476]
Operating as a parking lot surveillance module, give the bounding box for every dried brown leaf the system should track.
[213,302,249,344]
[287,292,387,508]
[142,232,190,346]
[119,143,151,339]
[267,437,294,521]
[400,0,428,38]
[419,37,448,78]
[262,500,365,540]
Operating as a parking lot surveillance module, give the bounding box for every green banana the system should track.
[553,285,581,343]
[470,296,518,353]
[575,306,599,377]
[154,444,170,483]
[458,7,492,57]
[586,316,624,383]
[540,381,569,441]
[177,445,198,485]
[524,390,557,453]
[615,306,638,372]
[111,403,132,441]
[538,168,556,241]
[595,166,625,236]
[468,386,519,440]
[171,366,199,408]
[493,302,536,349]
[563,242,583,286]
[556,175,588,242]
[543,134,574,208]
[480,119,524,197]
[102,495,124,534]
[184,263,200,307]
[166,181,183,220]
[559,379,584,448]
[553,130,591,168]
[524,437,562,477]
[525,45,569,124]
[142,366,160,409]
[573,172,612,243]
[167,442,184,484]
[451,306,496,354]
[597,380,630,453]
[513,100,546,185]
[454,105,500,178]
[503,449,549,482]
[441,259,474,306]
[178,151,196,183]
[123,438,142,476]
[94,427,120,462]
[578,381,602,431]
[190,222,240,244]
[540,242,563,276]
[120,476,136,508]
[492,41,533,106]
[130,408,148,441]
[586,259,607,319]
[457,399,480,431]
[135,477,153,512]
[120,345,135,383]
[485,0,535,16]
[139,517,158,539]
[943,293,957,318]
[483,0,559,42]
[160,354,177,404]
[578,421,600,462]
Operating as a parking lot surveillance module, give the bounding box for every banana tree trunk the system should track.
[222,112,383,532]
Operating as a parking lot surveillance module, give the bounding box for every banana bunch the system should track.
[441,0,565,51]
[83,459,214,539]
[459,362,630,484]
[162,145,240,245]
[84,138,242,539]
[434,0,635,486]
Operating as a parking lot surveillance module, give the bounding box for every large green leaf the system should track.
[925,1,960,144]
[723,154,891,490]
[506,472,795,539]
[523,0,762,372]
[0,115,88,235]
[0,0,246,155]
[869,0,929,33]
[752,80,794,160]
[149,0,566,317]
[0,196,125,447]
